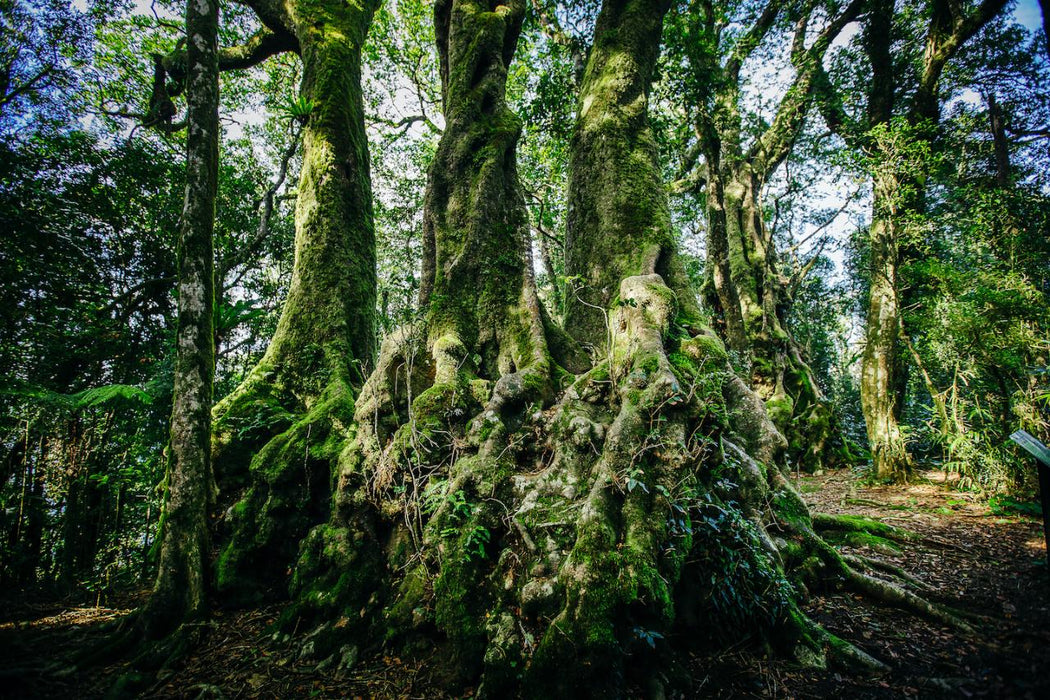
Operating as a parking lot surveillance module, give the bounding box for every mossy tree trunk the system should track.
[820,0,1007,481]
[280,2,957,696]
[682,0,862,471]
[416,0,552,395]
[856,0,910,481]
[860,169,911,481]
[210,0,382,600]
[141,0,219,637]
[563,0,701,350]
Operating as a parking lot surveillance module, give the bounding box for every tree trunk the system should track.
[703,159,838,471]
[563,0,700,351]
[683,0,863,472]
[853,0,1006,482]
[140,0,218,636]
[212,0,381,601]
[860,171,910,480]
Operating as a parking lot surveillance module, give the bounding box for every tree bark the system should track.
[861,169,910,480]
[856,0,911,481]
[211,0,382,601]
[563,0,701,351]
[417,0,549,388]
[141,0,219,635]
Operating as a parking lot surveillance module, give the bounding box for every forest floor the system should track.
[1,468,1048,699]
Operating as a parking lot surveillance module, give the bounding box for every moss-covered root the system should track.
[524,275,697,694]
[811,513,919,542]
[842,553,931,591]
[785,607,888,675]
[789,517,972,633]
[71,613,211,695]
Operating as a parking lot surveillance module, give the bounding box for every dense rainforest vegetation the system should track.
[1,0,1048,696]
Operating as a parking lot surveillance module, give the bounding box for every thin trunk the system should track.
[141,0,218,635]
[856,0,1007,481]
[987,93,1011,187]
[858,0,909,480]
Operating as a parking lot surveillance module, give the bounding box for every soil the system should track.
[2,468,1047,698]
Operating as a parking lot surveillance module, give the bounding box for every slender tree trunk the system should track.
[860,173,910,480]
[856,0,910,481]
[141,0,218,635]
[987,93,1011,187]
[855,0,1006,482]
[212,0,382,601]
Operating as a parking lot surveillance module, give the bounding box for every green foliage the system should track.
[277,94,315,123]
[988,495,1041,518]
[691,499,793,634]
[438,488,491,563]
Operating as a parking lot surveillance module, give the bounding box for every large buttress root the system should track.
[284,275,917,696]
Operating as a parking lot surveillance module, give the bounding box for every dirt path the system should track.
[1,469,1048,698]
[712,468,1050,699]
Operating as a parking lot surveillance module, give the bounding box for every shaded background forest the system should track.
[1,0,1048,602]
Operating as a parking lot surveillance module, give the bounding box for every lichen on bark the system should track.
[141,0,220,637]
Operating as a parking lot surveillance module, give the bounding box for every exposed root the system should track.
[843,553,931,591]
[788,608,888,674]
[785,517,972,633]
[68,609,210,695]
[811,513,919,542]
[845,567,972,632]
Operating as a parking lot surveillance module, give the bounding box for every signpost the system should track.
[1010,430,1050,570]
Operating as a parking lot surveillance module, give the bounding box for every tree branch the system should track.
[749,0,865,176]
[725,0,786,86]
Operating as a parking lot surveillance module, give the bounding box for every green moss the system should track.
[811,513,917,541]
[827,531,902,553]
[772,487,811,529]
[765,394,794,430]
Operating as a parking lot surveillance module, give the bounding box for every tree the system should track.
[0,0,89,130]
[137,0,220,637]
[661,0,862,471]
[276,1,963,695]
[200,0,383,600]
[815,0,1008,481]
